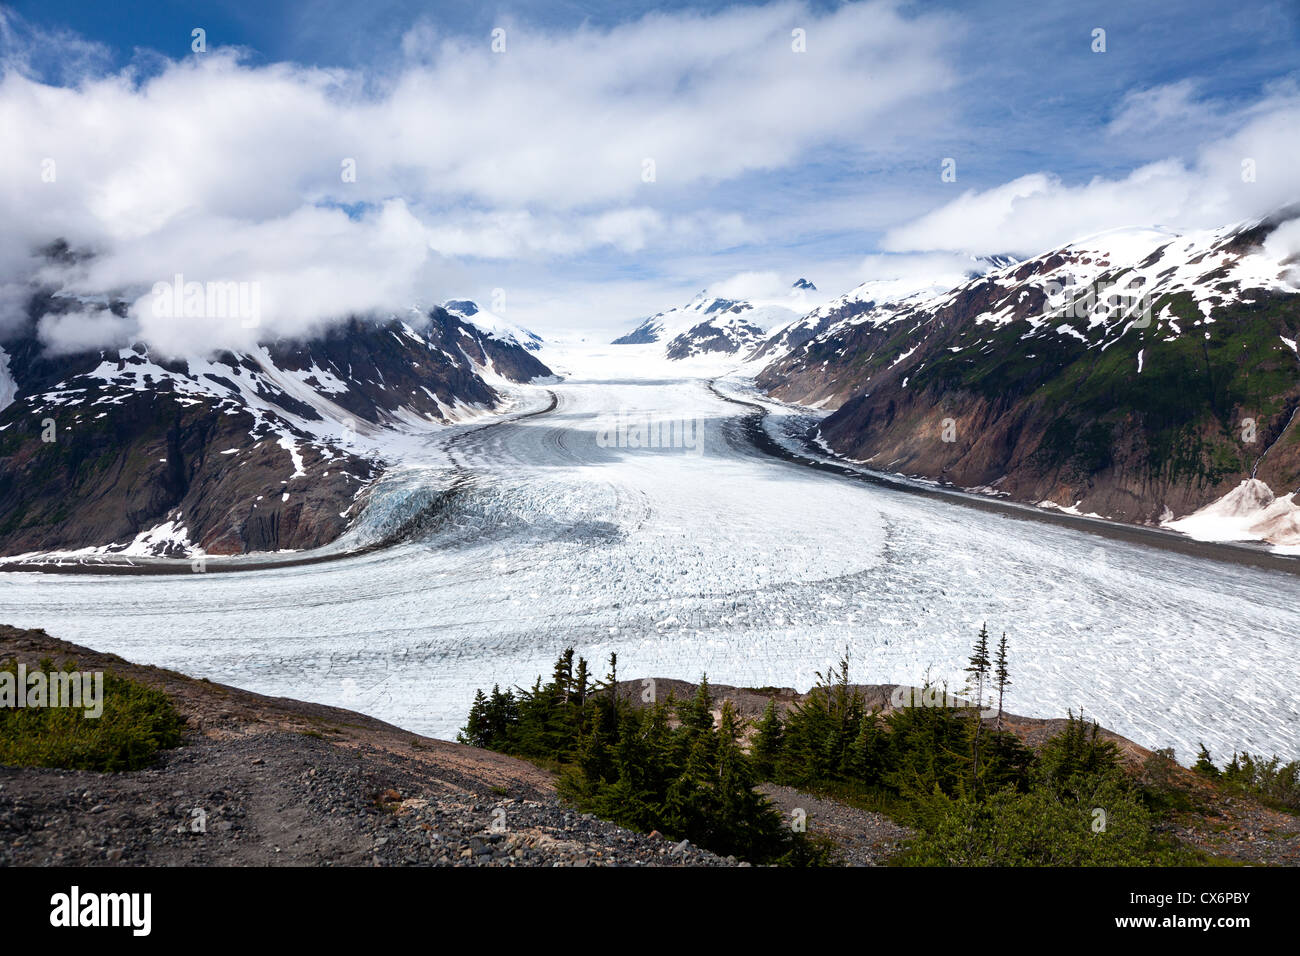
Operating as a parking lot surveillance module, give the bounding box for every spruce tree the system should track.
[752,699,784,780]
[574,656,590,706]
[552,648,575,704]
[458,688,490,748]
[965,624,991,710]
[681,676,715,736]
[1193,743,1220,778]
[993,632,1011,733]
[965,626,992,793]
[600,651,620,731]
[848,710,888,784]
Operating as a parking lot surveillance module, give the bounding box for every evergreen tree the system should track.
[552,648,575,704]
[711,700,790,858]
[752,700,784,780]
[993,632,1011,733]
[574,656,590,706]
[485,684,518,745]
[781,653,864,783]
[679,677,715,736]
[965,624,991,711]
[1193,743,1220,778]
[847,710,889,784]
[599,651,620,733]
[884,680,974,800]
[965,626,992,792]
[1036,710,1120,801]
[458,688,490,747]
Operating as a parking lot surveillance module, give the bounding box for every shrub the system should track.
[898,778,1173,866]
[0,658,185,772]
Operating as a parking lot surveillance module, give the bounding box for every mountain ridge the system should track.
[613,284,810,359]
[751,209,1300,545]
[0,275,555,557]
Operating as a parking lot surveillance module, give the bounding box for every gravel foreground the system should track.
[0,625,732,867]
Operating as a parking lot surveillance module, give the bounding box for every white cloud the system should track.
[710,271,788,301]
[419,207,753,259]
[1264,217,1300,283]
[35,309,131,356]
[0,8,113,84]
[882,84,1300,256]
[0,1,959,354]
[1106,80,1221,138]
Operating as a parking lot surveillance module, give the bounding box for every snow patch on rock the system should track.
[1163,478,1300,550]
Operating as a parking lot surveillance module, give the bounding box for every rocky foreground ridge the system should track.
[1,626,1296,867]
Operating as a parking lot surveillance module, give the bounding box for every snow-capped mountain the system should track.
[754,209,1300,540]
[613,285,809,360]
[752,256,1016,365]
[0,275,554,559]
[443,299,545,353]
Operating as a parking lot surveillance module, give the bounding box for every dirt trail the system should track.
[0,625,729,867]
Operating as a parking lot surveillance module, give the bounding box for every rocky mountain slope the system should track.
[751,258,1014,368]
[0,282,554,558]
[613,285,808,359]
[754,211,1300,541]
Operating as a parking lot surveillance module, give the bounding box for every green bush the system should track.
[1198,746,1300,814]
[897,778,1174,866]
[0,658,185,772]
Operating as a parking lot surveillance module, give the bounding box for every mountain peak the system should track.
[442,299,479,316]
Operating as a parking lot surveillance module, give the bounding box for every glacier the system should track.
[0,341,1297,764]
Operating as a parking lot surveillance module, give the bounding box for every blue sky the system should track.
[2,0,1298,342]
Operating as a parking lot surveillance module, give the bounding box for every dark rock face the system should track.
[0,292,553,556]
[757,215,1300,525]
[441,301,546,353]
[0,387,376,555]
[611,321,661,345]
[430,308,551,380]
[443,299,479,316]
[750,298,878,365]
[665,317,766,359]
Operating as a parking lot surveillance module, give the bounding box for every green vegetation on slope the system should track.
[0,657,185,772]
[463,629,1299,866]
[459,651,828,865]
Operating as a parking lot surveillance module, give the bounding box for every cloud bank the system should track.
[882,81,1300,257]
[0,1,958,355]
[2,2,1296,352]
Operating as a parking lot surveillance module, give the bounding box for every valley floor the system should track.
[0,344,1297,765]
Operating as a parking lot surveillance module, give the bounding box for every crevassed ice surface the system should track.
[1,344,1297,762]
